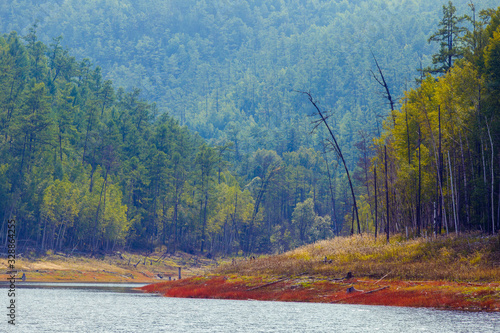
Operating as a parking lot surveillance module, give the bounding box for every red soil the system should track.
[140,276,500,312]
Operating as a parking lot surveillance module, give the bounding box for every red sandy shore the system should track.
[141,275,500,312]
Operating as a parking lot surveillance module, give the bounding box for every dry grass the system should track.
[139,234,500,311]
[0,250,223,282]
[217,233,500,282]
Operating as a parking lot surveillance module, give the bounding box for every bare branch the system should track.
[370,50,395,126]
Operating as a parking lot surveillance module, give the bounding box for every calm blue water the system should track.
[2,283,499,332]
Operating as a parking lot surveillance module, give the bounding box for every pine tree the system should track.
[427,1,467,74]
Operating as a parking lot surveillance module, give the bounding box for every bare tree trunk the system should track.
[200,195,207,253]
[405,102,411,165]
[370,51,395,125]
[437,106,444,235]
[172,188,179,252]
[497,171,500,233]
[41,218,47,251]
[421,104,445,235]
[93,170,108,251]
[323,149,338,236]
[448,151,458,234]
[246,165,279,252]
[300,91,360,234]
[433,201,437,237]
[485,120,495,233]
[58,223,67,251]
[459,132,470,229]
[385,145,390,243]
[374,164,378,240]
[417,126,422,236]
[481,139,488,231]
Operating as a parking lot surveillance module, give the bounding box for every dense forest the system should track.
[0,28,346,254]
[371,3,500,237]
[6,0,499,158]
[1,0,499,256]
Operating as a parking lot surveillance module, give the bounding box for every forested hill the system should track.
[1,1,499,257]
[2,0,497,159]
[0,30,354,255]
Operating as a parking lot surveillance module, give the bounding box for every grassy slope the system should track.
[142,234,500,311]
[221,234,500,281]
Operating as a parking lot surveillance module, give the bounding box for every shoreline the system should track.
[0,251,218,284]
[2,235,499,312]
[0,270,156,283]
[3,274,498,312]
[140,275,500,312]
[1,258,498,312]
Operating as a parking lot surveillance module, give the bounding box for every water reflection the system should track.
[14,282,148,293]
[6,283,500,333]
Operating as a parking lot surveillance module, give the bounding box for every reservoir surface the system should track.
[3,282,499,332]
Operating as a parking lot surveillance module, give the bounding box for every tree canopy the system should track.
[1,1,499,256]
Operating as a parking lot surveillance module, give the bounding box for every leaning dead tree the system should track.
[299,91,361,234]
[370,50,395,125]
[370,51,397,241]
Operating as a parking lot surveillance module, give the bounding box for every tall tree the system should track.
[300,91,361,234]
[196,143,217,253]
[427,1,467,74]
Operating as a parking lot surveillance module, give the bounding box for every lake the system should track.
[3,283,499,332]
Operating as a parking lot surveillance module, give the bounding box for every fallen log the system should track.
[331,286,389,303]
[374,271,391,284]
[246,277,288,291]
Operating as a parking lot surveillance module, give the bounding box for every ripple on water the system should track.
[8,284,500,333]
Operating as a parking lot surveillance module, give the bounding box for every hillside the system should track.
[1,0,497,156]
[142,233,500,311]
[219,233,500,281]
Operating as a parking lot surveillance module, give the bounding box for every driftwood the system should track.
[346,286,362,293]
[154,251,169,263]
[374,272,391,284]
[331,286,389,303]
[363,286,389,295]
[246,277,288,291]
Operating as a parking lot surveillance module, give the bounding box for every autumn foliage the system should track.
[141,275,500,311]
[142,234,500,311]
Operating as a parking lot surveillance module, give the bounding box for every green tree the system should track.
[427,1,467,74]
[41,178,80,251]
[309,215,333,243]
[291,198,316,244]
